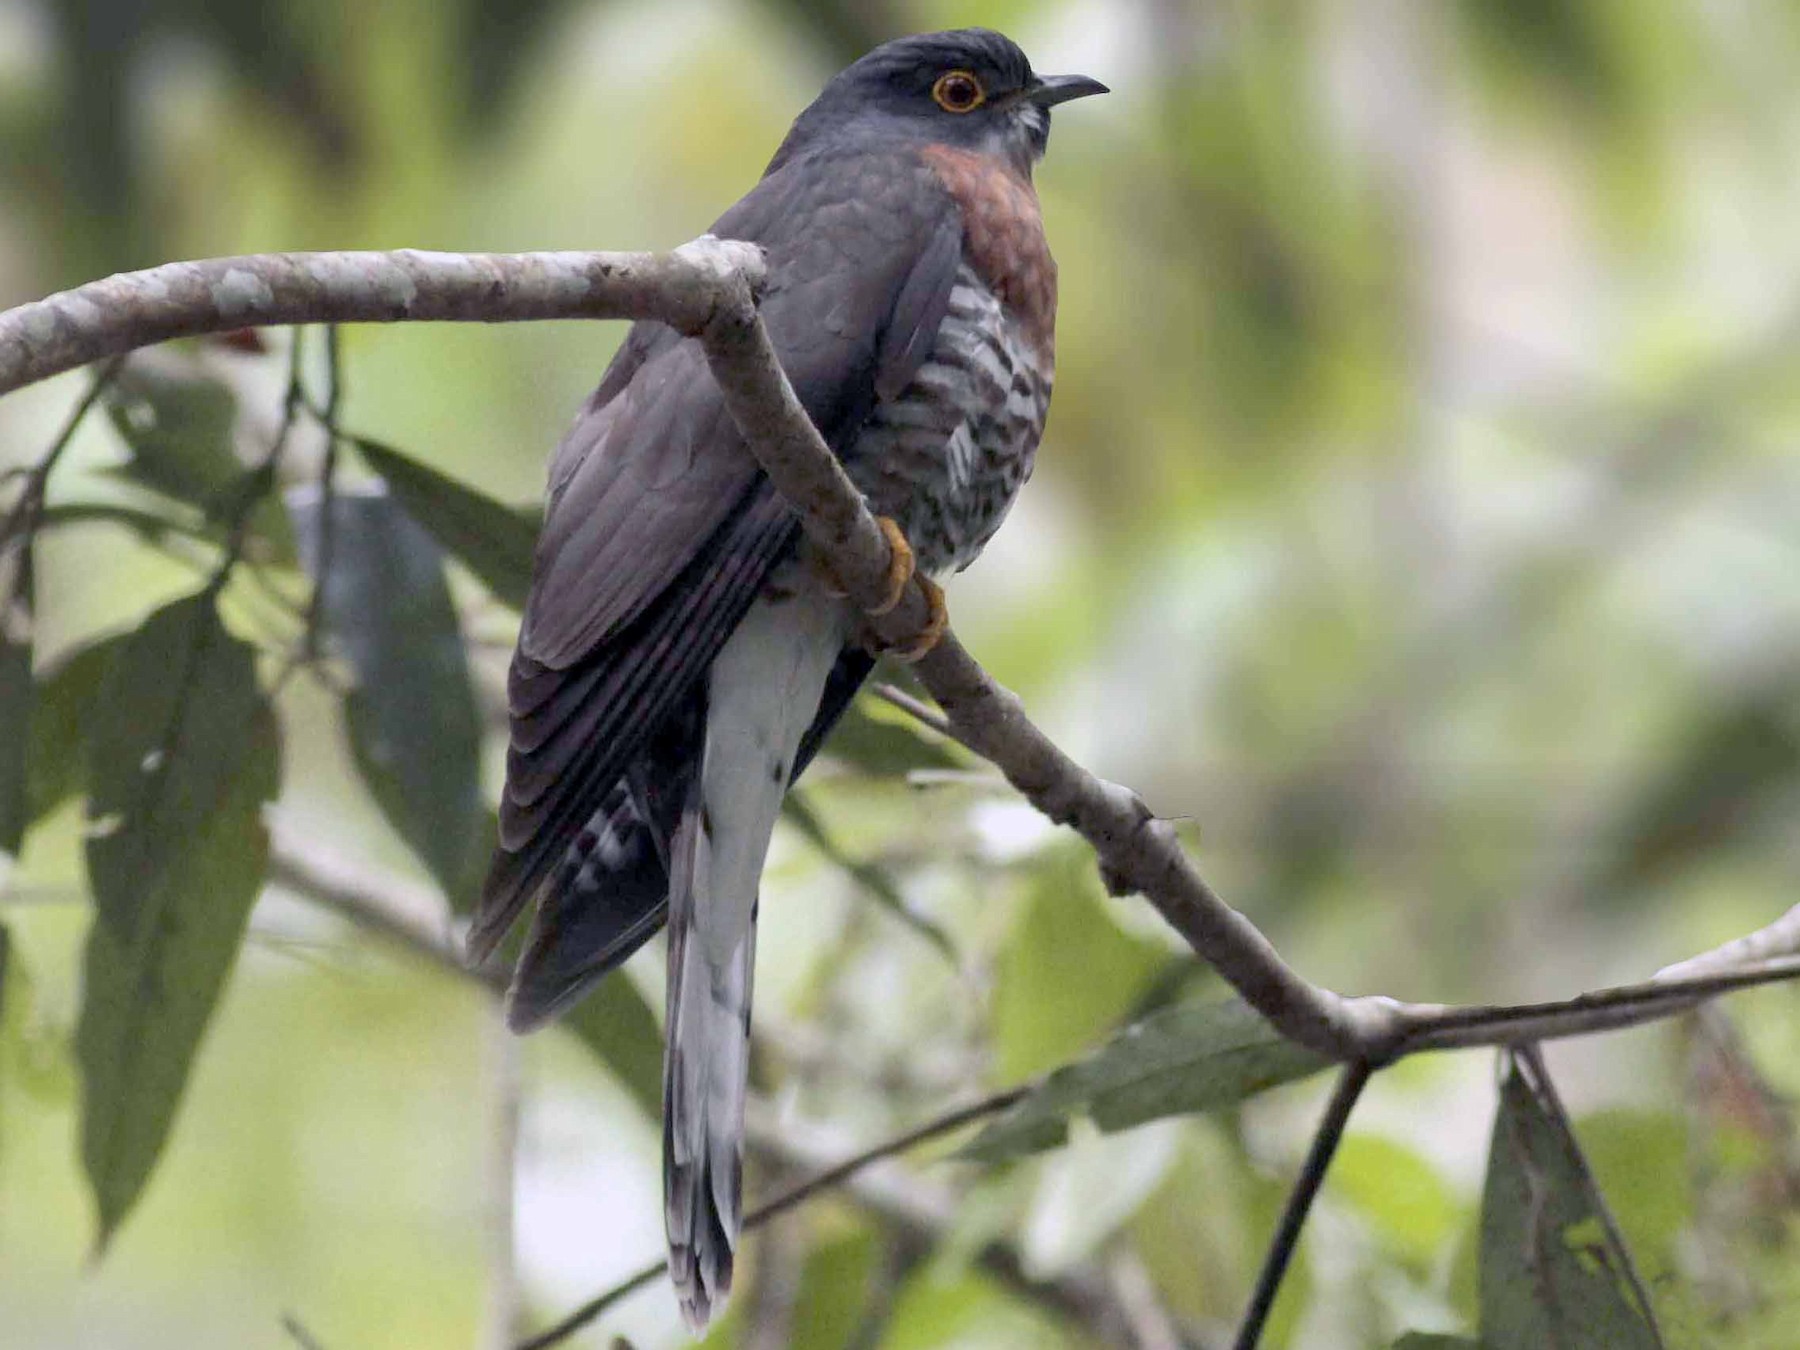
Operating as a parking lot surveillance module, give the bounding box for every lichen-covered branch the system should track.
[0,242,766,397]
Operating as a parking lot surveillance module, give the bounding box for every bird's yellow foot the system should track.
[868,516,915,616]
[883,573,947,662]
[810,515,915,611]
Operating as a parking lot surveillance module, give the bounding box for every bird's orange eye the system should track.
[932,70,986,114]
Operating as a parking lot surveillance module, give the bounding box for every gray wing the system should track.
[473,147,964,958]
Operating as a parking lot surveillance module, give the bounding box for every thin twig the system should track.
[872,681,973,752]
[279,1312,329,1350]
[0,356,125,545]
[515,1088,1028,1350]
[1516,1045,1667,1345]
[206,329,307,599]
[299,325,344,666]
[1232,1060,1374,1350]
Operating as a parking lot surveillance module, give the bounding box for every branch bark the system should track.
[0,244,766,398]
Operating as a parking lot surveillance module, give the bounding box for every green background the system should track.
[5,0,1800,1346]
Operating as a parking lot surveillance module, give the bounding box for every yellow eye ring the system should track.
[932,70,986,114]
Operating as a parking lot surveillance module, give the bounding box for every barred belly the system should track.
[848,264,1053,575]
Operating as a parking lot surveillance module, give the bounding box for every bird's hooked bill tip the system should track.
[1028,74,1110,107]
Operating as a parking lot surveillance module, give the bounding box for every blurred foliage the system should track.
[6,0,1800,1348]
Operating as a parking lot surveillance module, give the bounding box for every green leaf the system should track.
[1479,1062,1662,1350]
[784,791,957,963]
[104,367,294,562]
[790,1226,882,1346]
[1392,1336,1482,1349]
[0,539,33,857]
[1333,1133,1463,1270]
[993,849,1167,1082]
[105,368,242,506]
[963,997,1332,1164]
[26,634,125,824]
[817,699,962,775]
[295,490,484,899]
[37,500,211,547]
[77,593,280,1250]
[559,973,663,1119]
[353,436,538,610]
[1574,1109,1691,1277]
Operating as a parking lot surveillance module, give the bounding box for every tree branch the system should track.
[0,244,766,397]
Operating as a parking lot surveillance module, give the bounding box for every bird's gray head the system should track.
[770,28,1107,177]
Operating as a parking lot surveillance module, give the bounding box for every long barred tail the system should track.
[662,793,755,1329]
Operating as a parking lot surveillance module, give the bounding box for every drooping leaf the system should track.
[0,538,33,857]
[784,791,957,963]
[1479,1061,1662,1350]
[37,500,211,547]
[103,367,294,562]
[962,998,1332,1164]
[26,633,126,824]
[353,436,538,610]
[293,489,484,900]
[993,849,1167,1082]
[77,593,280,1250]
[819,699,963,776]
[104,368,241,506]
[560,973,663,1120]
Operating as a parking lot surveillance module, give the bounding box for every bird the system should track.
[468,28,1105,1329]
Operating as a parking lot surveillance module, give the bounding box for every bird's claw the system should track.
[868,516,915,616]
[891,574,947,661]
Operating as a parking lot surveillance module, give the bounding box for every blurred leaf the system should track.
[1392,1337,1482,1349]
[560,974,663,1120]
[1130,1128,1281,1327]
[1479,1062,1662,1349]
[1575,1109,1691,1277]
[104,367,294,562]
[77,593,280,1250]
[294,490,484,900]
[38,500,209,546]
[445,809,501,918]
[353,436,538,609]
[790,1225,882,1348]
[1599,686,1800,900]
[0,541,32,857]
[1021,1118,1180,1274]
[784,792,956,964]
[880,1266,1085,1350]
[1333,1134,1463,1271]
[0,922,72,1108]
[26,634,125,823]
[992,850,1167,1082]
[963,998,1331,1164]
[821,699,962,775]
